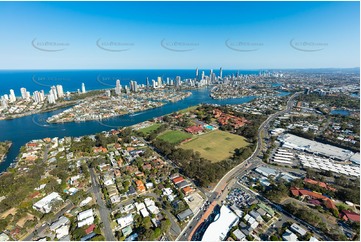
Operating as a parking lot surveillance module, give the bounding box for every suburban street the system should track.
[89,168,116,241]
[23,203,74,241]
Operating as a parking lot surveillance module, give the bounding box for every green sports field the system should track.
[180,130,249,162]
[157,130,193,144]
[139,123,162,135]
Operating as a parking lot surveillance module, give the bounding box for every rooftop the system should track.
[279,133,354,161]
[201,205,239,241]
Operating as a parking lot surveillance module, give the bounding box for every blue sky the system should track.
[0,1,359,69]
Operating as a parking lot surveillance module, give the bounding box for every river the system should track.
[0,87,289,172]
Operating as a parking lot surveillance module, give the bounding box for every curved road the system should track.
[177,92,301,241]
[212,91,300,195]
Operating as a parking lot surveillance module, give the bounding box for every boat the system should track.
[129,111,146,117]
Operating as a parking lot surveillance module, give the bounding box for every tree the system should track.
[0,219,8,231]
[153,227,162,239]
[160,219,171,233]
[72,227,86,240]
[142,216,152,230]
[270,235,281,241]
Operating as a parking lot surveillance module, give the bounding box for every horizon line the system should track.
[0,67,359,71]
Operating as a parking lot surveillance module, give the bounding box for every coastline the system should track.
[0,101,78,121]
[47,102,166,124]
[0,141,12,164]
[46,91,192,124]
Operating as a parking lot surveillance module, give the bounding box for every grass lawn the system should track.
[138,123,162,135]
[157,130,193,144]
[178,105,198,114]
[180,130,249,163]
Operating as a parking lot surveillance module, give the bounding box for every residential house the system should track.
[172,176,184,184]
[340,210,360,222]
[290,223,307,237]
[182,186,194,196]
[117,214,134,229]
[282,229,298,241]
[135,180,146,193]
[33,192,63,213]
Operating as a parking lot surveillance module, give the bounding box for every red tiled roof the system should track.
[172,176,184,184]
[93,146,107,153]
[342,210,360,222]
[323,198,337,210]
[85,224,96,234]
[304,178,336,191]
[182,186,194,194]
[290,187,300,197]
[185,125,203,134]
[304,178,327,188]
[27,142,38,147]
[290,187,336,210]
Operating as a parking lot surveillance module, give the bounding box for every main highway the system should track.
[177,92,301,241]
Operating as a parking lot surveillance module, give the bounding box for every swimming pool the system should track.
[204,125,214,130]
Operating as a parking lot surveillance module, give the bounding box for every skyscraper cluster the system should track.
[115,79,122,95]
[0,84,67,108]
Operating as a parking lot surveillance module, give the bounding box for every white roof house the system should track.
[120,204,135,214]
[249,210,263,223]
[233,229,246,241]
[79,197,92,207]
[201,205,239,241]
[162,188,173,196]
[50,216,70,231]
[145,182,154,189]
[117,214,133,229]
[35,184,47,191]
[110,195,121,204]
[135,202,146,212]
[55,225,69,239]
[147,205,160,215]
[144,198,155,207]
[33,192,63,213]
[78,216,94,227]
[77,209,93,221]
[290,223,307,236]
[249,221,259,230]
[282,229,298,241]
[140,208,150,217]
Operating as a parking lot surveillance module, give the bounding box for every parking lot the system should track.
[225,187,254,208]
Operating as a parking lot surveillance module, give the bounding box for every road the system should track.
[23,202,74,241]
[212,92,300,195]
[89,168,116,241]
[177,92,301,241]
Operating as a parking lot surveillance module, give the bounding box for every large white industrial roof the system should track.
[201,205,239,241]
[279,134,354,161]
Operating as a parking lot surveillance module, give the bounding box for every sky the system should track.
[0,1,359,69]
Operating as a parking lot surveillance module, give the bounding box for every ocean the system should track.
[0,69,260,95]
[0,69,285,173]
